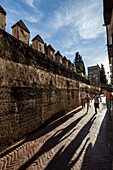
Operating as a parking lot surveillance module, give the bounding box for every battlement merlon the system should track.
[62,56,68,68]
[55,51,62,64]
[32,34,45,54]
[11,20,30,45]
[0,6,7,31]
[68,60,76,71]
[47,44,55,60]
[0,5,77,74]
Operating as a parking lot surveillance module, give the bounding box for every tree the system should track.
[74,52,86,75]
[100,64,108,84]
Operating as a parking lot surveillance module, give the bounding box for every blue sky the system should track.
[1,0,110,80]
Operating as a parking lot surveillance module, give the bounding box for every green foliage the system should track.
[74,52,86,75]
[100,64,108,84]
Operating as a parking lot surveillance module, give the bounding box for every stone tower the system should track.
[11,20,30,45]
[0,6,7,31]
[55,51,62,64]
[46,44,55,60]
[62,56,68,68]
[88,65,100,84]
[32,35,45,53]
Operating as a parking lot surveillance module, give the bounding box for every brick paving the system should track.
[0,97,112,170]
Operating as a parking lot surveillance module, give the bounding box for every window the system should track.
[39,44,41,51]
[21,29,24,34]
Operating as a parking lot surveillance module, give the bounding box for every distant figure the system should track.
[80,89,86,108]
[104,89,112,113]
[92,91,101,114]
[85,94,92,113]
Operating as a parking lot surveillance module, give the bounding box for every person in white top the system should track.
[80,89,86,108]
[92,91,101,114]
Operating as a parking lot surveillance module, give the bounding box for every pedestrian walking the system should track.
[85,94,92,113]
[92,91,101,114]
[80,89,86,108]
[104,89,112,113]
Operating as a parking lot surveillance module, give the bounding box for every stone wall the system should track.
[0,28,100,152]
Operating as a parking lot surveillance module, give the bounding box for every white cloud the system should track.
[98,55,110,73]
[76,8,104,39]
[25,12,43,23]
[30,28,51,40]
[25,0,35,8]
[6,8,43,24]
[61,38,75,49]
[49,0,104,40]
[64,51,75,56]
[87,53,110,82]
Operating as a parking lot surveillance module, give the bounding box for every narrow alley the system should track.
[0,97,112,170]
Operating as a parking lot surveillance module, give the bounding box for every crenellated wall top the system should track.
[0,5,77,72]
[0,28,90,84]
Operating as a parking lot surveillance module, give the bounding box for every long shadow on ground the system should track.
[18,113,95,170]
[80,112,112,170]
[0,107,82,158]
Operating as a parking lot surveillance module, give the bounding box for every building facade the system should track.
[88,65,100,84]
[103,0,113,83]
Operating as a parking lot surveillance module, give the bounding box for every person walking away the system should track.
[85,94,91,113]
[92,92,101,114]
[80,89,86,108]
[104,89,112,113]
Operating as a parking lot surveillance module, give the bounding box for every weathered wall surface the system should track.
[0,13,6,31]
[0,28,100,152]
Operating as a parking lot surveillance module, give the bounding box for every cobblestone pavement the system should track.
[0,97,112,170]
